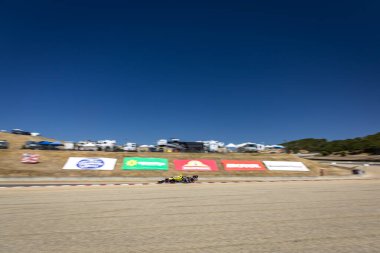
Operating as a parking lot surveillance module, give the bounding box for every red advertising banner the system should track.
[222,160,266,171]
[174,160,219,171]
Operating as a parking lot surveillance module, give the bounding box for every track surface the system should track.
[1,181,380,253]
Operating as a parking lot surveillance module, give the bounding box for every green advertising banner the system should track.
[122,157,169,170]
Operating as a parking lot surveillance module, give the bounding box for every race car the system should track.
[157,175,198,184]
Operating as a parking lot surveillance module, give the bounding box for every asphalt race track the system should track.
[1,180,380,253]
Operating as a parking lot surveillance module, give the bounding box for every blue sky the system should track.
[1,0,379,145]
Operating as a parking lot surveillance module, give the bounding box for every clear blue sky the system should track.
[1,0,379,145]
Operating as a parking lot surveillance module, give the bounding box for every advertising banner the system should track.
[62,157,117,170]
[122,157,168,170]
[221,160,266,171]
[263,161,309,171]
[174,160,218,171]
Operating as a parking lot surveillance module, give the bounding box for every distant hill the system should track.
[282,132,380,155]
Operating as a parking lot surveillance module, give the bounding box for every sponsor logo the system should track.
[263,161,309,171]
[138,161,166,166]
[183,160,210,170]
[126,160,138,166]
[122,158,168,170]
[270,165,303,168]
[174,160,218,171]
[226,164,261,168]
[125,160,166,167]
[63,157,116,170]
[76,159,105,169]
[222,160,266,171]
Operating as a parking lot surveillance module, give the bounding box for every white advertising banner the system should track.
[263,161,309,171]
[63,157,117,170]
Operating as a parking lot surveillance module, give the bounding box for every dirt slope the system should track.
[0,133,350,177]
[0,150,349,178]
[0,132,57,150]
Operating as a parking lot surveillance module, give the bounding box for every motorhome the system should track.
[123,142,137,152]
[157,138,204,152]
[156,139,184,152]
[198,140,224,152]
[96,140,116,151]
[63,142,75,150]
[236,142,259,153]
[75,141,98,151]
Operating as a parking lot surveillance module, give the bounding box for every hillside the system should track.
[0,149,348,177]
[0,133,349,178]
[0,132,57,150]
[282,132,380,155]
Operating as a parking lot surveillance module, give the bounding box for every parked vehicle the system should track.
[0,140,9,149]
[156,139,184,152]
[11,129,31,135]
[22,141,41,150]
[38,141,63,150]
[22,141,63,150]
[75,140,116,151]
[198,140,225,152]
[123,142,137,152]
[96,140,116,151]
[156,139,204,153]
[75,141,98,151]
[63,142,75,150]
[236,142,259,153]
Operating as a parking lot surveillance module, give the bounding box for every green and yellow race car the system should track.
[157,175,198,184]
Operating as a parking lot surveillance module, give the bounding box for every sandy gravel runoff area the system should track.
[1,180,380,253]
